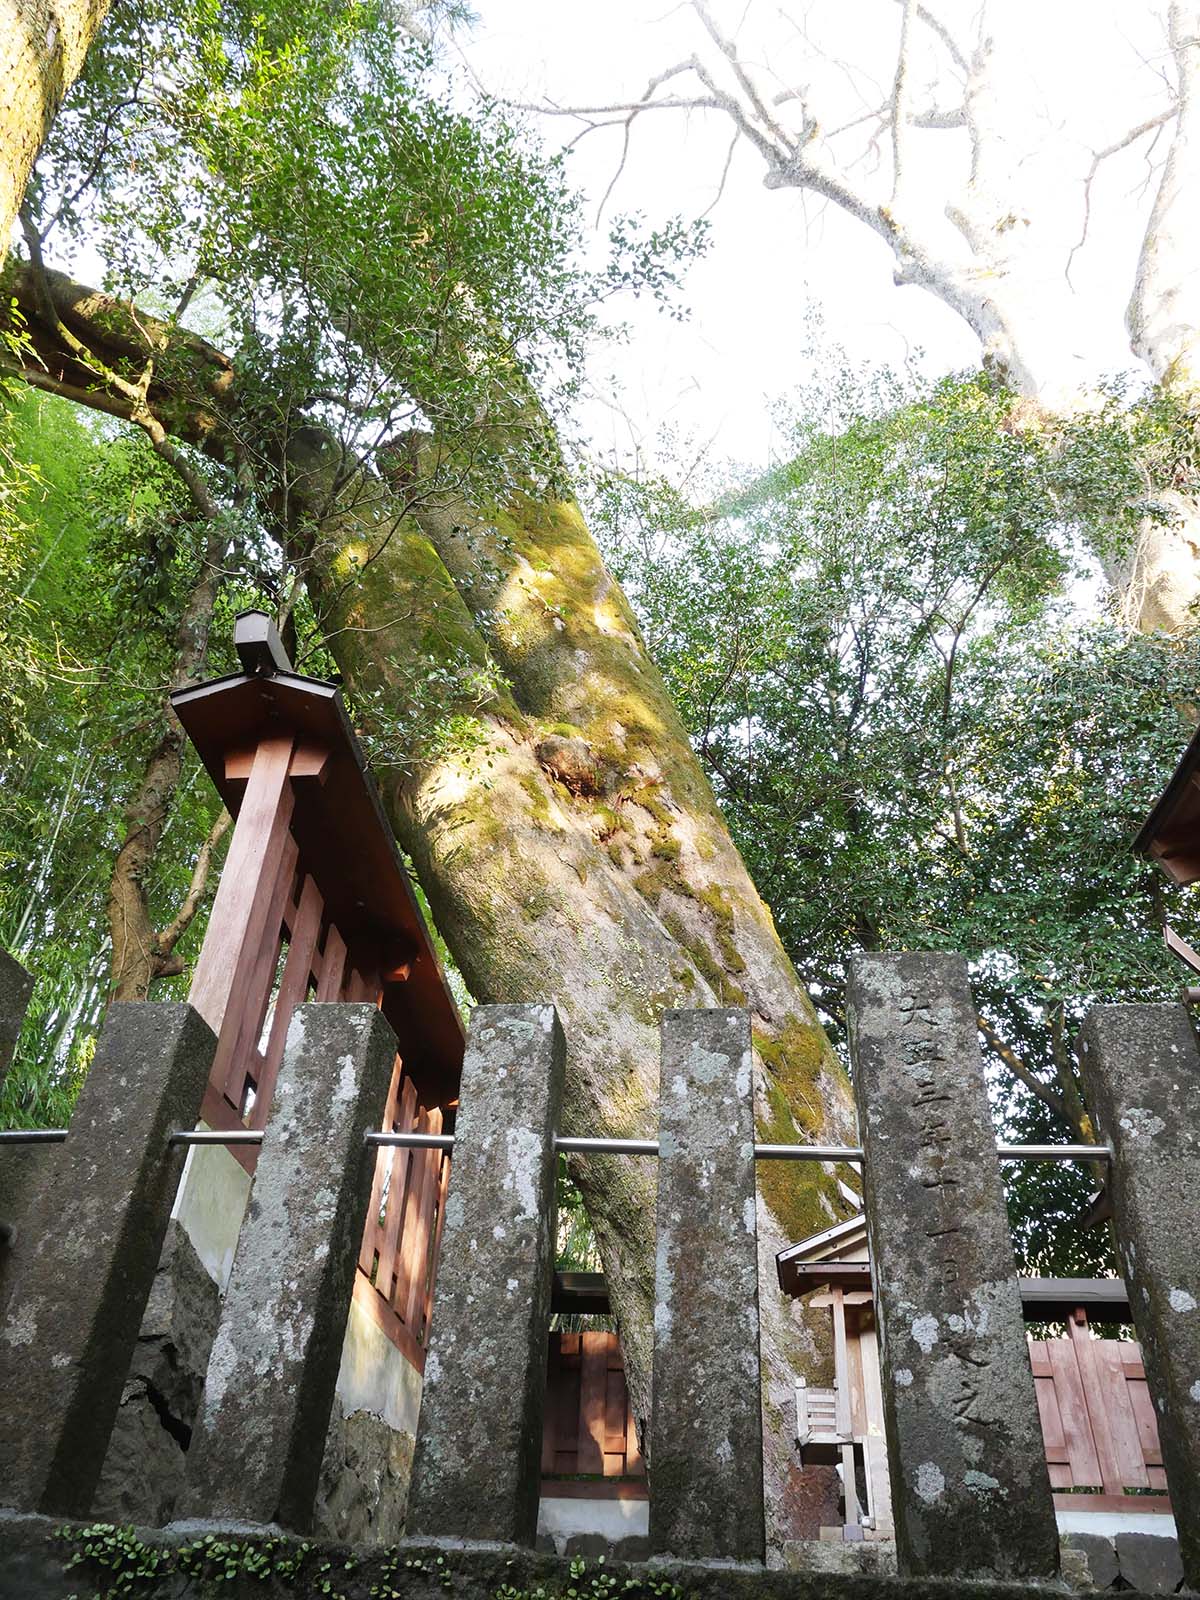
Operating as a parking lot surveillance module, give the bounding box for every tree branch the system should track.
[157,806,232,959]
[909,1,969,77]
[977,1013,1068,1120]
[1067,103,1178,283]
[891,0,918,203]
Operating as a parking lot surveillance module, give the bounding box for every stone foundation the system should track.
[0,1513,1187,1600]
[1062,1532,1185,1595]
[93,1223,220,1525]
[315,1398,414,1546]
[93,1222,419,1540]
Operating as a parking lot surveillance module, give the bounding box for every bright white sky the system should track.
[461,0,1177,473]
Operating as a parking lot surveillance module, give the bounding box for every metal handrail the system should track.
[0,1127,1112,1163]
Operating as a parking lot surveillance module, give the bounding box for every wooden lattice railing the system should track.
[199,860,382,1143]
[356,1057,451,1372]
[181,722,459,1376]
[1032,1311,1172,1515]
[541,1331,645,1497]
[191,735,384,1145]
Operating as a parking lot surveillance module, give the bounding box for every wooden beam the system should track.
[189,733,295,1039]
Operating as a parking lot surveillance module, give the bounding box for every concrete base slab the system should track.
[536,1493,649,1553]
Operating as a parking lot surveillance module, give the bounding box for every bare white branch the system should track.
[891,0,918,203]
[1067,103,1179,282]
[909,1,969,78]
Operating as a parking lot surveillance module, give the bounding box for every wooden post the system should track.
[188,733,295,1093]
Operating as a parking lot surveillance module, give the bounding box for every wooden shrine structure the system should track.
[171,611,465,1370]
[774,1213,1172,1534]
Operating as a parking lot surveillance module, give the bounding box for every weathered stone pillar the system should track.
[0,1003,216,1515]
[181,1002,396,1531]
[649,1008,764,1564]
[406,1004,565,1546]
[1077,1003,1200,1587]
[847,953,1058,1580]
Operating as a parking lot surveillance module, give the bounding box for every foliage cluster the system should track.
[55,1524,684,1600]
[29,0,705,529]
[591,364,1200,1271]
[0,393,239,1123]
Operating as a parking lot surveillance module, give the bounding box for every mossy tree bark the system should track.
[301,462,859,1544]
[0,0,112,270]
[4,265,859,1545]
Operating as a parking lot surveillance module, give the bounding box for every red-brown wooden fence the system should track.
[1031,1313,1170,1515]
[542,1317,1176,1518]
[541,1332,646,1498]
[177,713,461,1379]
[356,1056,451,1372]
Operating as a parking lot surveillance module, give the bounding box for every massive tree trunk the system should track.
[5,263,859,1546]
[299,459,859,1545]
[1119,4,1200,635]
[0,0,112,269]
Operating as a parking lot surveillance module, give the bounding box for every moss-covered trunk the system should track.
[0,0,112,271]
[304,470,859,1546]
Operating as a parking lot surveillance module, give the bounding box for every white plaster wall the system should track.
[1056,1508,1178,1538]
[172,1126,421,1437]
[537,1496,649,1543]
[171,1132,252,1291]
[336,1293,423,1435]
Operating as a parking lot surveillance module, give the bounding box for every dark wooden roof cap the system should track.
[234,608,293,677]
[1134,719,1200,884]
[171,661,465,1092]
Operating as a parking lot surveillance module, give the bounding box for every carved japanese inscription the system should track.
[848,953,1058,1580]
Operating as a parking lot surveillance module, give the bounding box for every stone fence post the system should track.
[180,1003,397,1531]
[0,1003,216,1516]
[406,1004,565,1547]
[847,953,1058,1580]
[1078,1004,1200,1588]
[649,1007,764,1564]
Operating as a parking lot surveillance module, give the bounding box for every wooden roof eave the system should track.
[777,1254,1134,1323]
[1134,719,1200,885]
[171,669,465,1094]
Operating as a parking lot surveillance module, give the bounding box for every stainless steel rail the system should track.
[169,1129,264,1146]
[365,1131,454,1152]
[0,1129,1113,1163]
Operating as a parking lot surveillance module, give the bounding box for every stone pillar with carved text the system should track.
[847,952,1058,1580]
